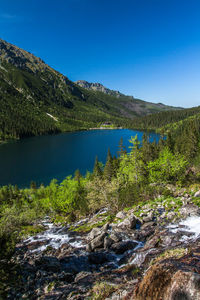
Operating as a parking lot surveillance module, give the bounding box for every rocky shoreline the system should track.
[4,188,200,299]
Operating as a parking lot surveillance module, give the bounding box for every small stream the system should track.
[21,215,200,272]
[24,217,85,253]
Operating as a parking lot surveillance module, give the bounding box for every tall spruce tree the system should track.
[74,169,82,182]
[93,156,102,177]
[104,148,114,181]
[118,137,127,157]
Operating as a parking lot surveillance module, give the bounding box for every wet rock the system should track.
[143,232,162,250]
[86,243,92,252]
[111,240,138,254]
[88,252,109,264]
[58,271,74,282]
[35,256,61,272]
[26,240,47,251]
[55,243,73,257]
[118,251,135,265]
[104,236,113,249]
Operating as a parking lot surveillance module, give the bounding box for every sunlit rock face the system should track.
[75,80,122,97]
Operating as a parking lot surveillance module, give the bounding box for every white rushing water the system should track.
[24,219,84,252]
[168,216,200,241]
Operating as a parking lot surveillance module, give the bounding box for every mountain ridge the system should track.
[0,38,182,141]
[75,79,180,110]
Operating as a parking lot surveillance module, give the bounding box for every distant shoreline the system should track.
[89,127,123,130]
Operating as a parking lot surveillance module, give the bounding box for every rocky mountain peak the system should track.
[0,38,46,73]
[75,80,124,98]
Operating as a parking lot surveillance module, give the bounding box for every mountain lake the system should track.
[0,129,161,187]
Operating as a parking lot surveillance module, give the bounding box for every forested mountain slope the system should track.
[0,39,181,141]
[129,105,200,162]
[129,105,200,130]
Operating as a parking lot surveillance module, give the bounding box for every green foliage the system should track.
[118,136,146,185]
[104,148,114,181]
[148,148,188,184]
[45,176,88,217]
[93,156,103,178]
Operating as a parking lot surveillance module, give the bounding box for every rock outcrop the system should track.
[75,80,123,98]
[133,245,200,300]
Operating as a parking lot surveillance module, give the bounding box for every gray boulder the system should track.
[117,214,137,230]
[116,211,127,219]
[87,227,102,241]
[180,204,200,217]
[110,232,123,243]
[90,232,106,251]
[143,211,154,223]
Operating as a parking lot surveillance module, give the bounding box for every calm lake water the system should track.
[0,129,160,188]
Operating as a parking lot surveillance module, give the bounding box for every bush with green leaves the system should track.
[148,147,188,184]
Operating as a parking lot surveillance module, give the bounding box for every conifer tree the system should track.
[30,181,37,190]
[141,133,152,163]
[118,137,126,157]
[166,132,174,152]
[74,169,82,182]
[104,148,114,181]
[93,156,102,177]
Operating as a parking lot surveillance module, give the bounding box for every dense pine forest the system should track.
[128,105,200,131]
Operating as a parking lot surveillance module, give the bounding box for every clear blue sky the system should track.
[1,0,200,108]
